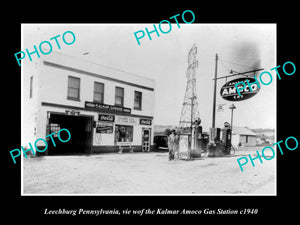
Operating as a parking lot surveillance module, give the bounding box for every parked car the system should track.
[153,134,169,151]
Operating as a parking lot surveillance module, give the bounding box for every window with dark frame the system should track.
[115,125,134,143]
[94,82,104,103]
[29,76,33,98]
[115,86,124,106]
[134,91,142,110]
[67,76,80,101]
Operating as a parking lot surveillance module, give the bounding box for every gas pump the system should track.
[208,122,233,157]
[194,118,202,150]
[190,118,202,158]
[187,118,233,158]
[208,127,222,157]
[221,122,232,155]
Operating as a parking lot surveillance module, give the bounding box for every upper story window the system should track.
[94,82,104,103]
[115,86,124,106]
[67,76,80,101]
[134,91,142,110]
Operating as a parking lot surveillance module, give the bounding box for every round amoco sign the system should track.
[220,77,260,101]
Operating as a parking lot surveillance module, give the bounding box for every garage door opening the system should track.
[47,113,93,155]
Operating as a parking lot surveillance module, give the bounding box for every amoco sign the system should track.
[220,77,260,101]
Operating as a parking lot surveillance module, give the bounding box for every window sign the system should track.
[98,114,115,122]
[96,122,113,133]
[85,101,131,114]
[140,118,152,125]
[116,116,138,125]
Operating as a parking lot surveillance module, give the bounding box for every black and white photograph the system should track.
[20,23,276,195]
[4,5,300,220]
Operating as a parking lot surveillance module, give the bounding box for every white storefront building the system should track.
[22,51,155,155]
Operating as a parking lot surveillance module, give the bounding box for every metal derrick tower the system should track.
[179,44,200,130]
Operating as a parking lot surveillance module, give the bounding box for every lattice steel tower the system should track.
[179,44,200,129]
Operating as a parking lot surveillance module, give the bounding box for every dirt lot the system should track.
[22,147,276,195]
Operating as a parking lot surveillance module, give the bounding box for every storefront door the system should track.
[142,128,151,152]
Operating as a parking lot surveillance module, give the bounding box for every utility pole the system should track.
[212,53,218,128]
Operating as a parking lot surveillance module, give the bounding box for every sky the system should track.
[22,23,276,131]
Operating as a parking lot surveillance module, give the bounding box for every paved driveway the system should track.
[22,147,276,195]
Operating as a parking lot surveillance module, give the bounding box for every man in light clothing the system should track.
[168,129,179,160]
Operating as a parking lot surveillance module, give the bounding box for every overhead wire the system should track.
[220,58,256,70]
[219,59,236,73]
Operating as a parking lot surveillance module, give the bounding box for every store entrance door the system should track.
[142,128,151,152]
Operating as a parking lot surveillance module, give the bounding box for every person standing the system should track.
[168,129,178,160]
[174,132,180,159]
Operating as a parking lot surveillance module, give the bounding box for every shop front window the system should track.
[115,125,133,142]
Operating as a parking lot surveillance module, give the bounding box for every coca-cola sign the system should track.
[140,119,152,125]
[98,114,115,122]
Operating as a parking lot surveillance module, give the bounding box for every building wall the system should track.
[38,105,153,152]
[38,63,155,117]
[22,60,40,148]
[232,134,256,147]
[243,135,256,147]
[37,52,155,118]
[30,52,155,153]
